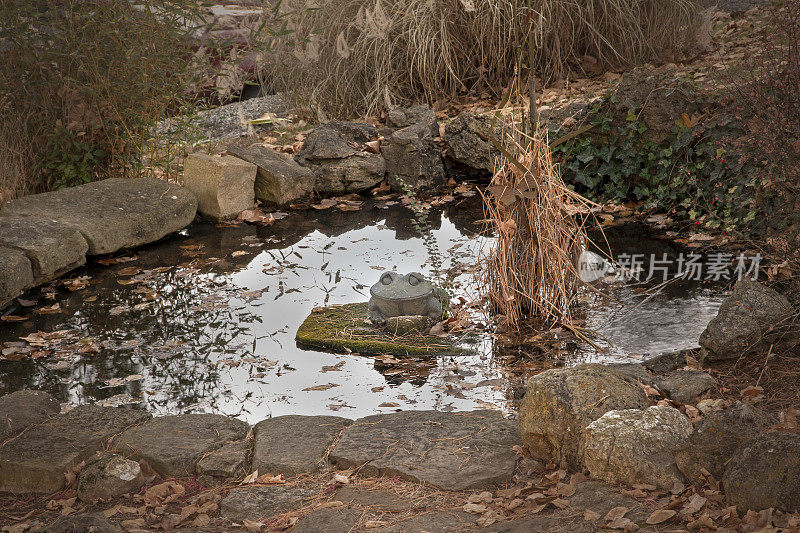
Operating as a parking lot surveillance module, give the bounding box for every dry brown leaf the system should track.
[551,498,570,509]
[463,503,487,514]
[646,509,677,524]
[302,383,339,391]
[584,509,602,521]
[242,519,264,533]
[256,473,285,484]
[605,506,629,521]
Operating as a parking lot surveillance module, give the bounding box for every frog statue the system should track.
[368,271,444,326]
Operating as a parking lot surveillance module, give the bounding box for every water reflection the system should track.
[0,198,726,423]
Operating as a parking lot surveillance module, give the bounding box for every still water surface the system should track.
[0,198,726,423]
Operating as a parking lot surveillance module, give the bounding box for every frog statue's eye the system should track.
[380,272,394,285]
[407,273,423,286]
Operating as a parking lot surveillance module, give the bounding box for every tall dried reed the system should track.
[273,0,700,117]
[480,125,594,330]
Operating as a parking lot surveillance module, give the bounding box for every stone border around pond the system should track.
[0,177,198,310]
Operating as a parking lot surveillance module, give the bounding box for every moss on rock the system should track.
[295,303,465,356]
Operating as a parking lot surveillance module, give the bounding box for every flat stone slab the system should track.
[0,216,87,283]
[0,177,197,255]
[296,303,465,356]
[220,485,316,522]
[0,390,60,441]
[253,415,351,477]
[0,246,34,307]
[114,414,249,478]
[329,410,519,491]
[0,405,151,494]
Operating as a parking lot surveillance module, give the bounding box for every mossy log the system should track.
[295,302,465,356]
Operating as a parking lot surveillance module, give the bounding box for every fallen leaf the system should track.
[584,509,602,521]
[192,514,210,527]
[303,383,339,391]
[682,494,707,516]
[117,267,140,276]
[463,503,487,514]
[38,303,61,314]
[333,473,350,484]
[242,519,263,532]
[256,473,285,484]
[646,509,677,524]
[605,507,629,521]
[551,498,570,509]
[241,470,258,484]
[378,402,400,408]
[321,361,345,372]
[1,315,30,322]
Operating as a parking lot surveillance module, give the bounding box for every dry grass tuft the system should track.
[273,0,700,117]
[480,124,594,331]
[0,110,36,202]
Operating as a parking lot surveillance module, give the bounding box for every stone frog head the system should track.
[368,271,443,325]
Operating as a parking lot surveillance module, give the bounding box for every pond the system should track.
[0,196,726,424]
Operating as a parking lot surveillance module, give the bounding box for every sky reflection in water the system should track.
[0,198,726,423]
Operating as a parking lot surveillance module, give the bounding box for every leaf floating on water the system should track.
[321,361,345,372]
[302,383,339,391]
[38,303,61,314]
[1,315,30,322]
[378,402,400,408]
[116,267,140,276]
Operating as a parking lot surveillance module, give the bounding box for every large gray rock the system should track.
[228,144,314,206]
[0,246,33,308]
[443,112,500,176]
[675,401,770,484]
[654,370,716,404]
[518,364,650,469]
[643,348,693,374]
[0,217,87,284]
[0,405,151,493]
[114,414,249,478]
[77,452,146,502]
[699,279,793,363]
[0,390,60,441]
[197,439,253,478]
[220,485,315,522]
[385,105,438,134]
[0,178,198,255]
[156,94,289,142]
[329,410,518,491]
[253,415,351,477]
[381,105,445,193]
[183,153,256,220]
[295,122,385,194]
[197,439,251,479]
[583,406,693,489]
[723,431,800,512]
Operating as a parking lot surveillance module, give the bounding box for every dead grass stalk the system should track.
[479,123,594,331]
